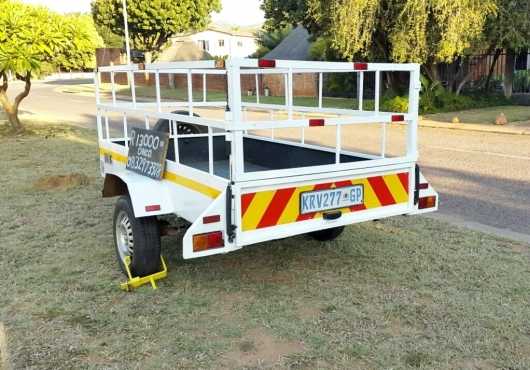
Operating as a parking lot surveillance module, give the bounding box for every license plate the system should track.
[300,185,364,214]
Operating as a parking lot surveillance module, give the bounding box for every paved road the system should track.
[6,80,530,242]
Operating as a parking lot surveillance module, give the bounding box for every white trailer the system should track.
[95,58,438,277]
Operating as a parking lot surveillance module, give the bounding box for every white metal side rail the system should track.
[95,58,438,268]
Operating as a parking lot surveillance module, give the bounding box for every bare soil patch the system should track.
[33,173,90,191]
[222,328,305,369]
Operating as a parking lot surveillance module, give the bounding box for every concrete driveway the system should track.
[6,79,530,243]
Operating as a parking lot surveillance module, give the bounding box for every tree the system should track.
[252,25,292,58]
[483,0,530,97]
[54,14,104,71]
[91,0,222,63]
[262,0,497,84]
[95,24,124,48]
[0,2,102,132]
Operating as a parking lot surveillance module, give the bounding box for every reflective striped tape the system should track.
[241,172,409,231]
[99,148,221,199]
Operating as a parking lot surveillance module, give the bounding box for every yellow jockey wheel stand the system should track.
[120,256,168,291]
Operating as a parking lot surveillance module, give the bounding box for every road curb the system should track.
[419,120,530,136]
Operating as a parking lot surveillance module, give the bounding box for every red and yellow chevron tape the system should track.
[241,172,409,231]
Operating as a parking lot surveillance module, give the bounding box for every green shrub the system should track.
[382,90,512,115]
[382,96,408,112]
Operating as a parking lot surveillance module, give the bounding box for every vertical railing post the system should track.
[172,120,180,164]
[123,112,128,149]
[301,113,305,144]
[283,73,289,115]
[155,71,161,113]
[407,65,420,160]
[270,110,275,139]
[335,124,341,164]
[110,71,116,106]
[381,122,387,158]
[318,72,323,109]
[226,60,244,180]
[208,127,214,175]
[104,115,110,141]
[144,115,150,129]
[375,70,380,113]
[95,72,102,141]
[255,74,260,104]
[202,73,207,103]
[287,68,293,120]
[358,71,364,111]
[187,70,193,115]
[129,70,137,108]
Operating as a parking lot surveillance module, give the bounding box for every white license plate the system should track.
[300,185,364,214]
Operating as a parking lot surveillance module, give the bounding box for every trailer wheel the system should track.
[113,196,161,277]
[309,226,345,241]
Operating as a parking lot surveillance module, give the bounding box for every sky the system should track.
[20,0,265,26]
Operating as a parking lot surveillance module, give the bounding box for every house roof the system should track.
[208,25,257,38]
[157,41,212,62]
[176,23,259,39]
[264,25,311,61]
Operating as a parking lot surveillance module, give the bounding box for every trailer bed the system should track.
[117,136,369,179]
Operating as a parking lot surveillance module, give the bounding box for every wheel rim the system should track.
[116,210,134,263]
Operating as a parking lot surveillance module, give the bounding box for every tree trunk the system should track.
[144,51,152,83]
[456,72,472,95]
[485,49,502,92]
[6,107,23,132]
[0,71,31,133]
[504,49,516,98]
[0,92,22,132]
[423,62,443,88]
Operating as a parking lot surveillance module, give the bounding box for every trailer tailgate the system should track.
[237,169,412,244]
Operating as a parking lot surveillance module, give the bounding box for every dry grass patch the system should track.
[1,124,529,369]
[221,327,305,369]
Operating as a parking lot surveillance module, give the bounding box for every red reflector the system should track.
[309,118,325,127]
[419,196,437,209]
[203,215,221,224]
[391,114,405,122]
[258,59,276,68]
[419,183,429,190]
[353,62,368,70]
[193,231,224,252]
[145,205,161,212]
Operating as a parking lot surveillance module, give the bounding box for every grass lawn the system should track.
[425,106,530,125]
[1,121,529,369]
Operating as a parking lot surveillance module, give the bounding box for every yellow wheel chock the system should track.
[120,256,168,291]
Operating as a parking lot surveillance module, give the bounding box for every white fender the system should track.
[108,170,175,218]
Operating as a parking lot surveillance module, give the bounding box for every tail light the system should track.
[353,62,368,70]
[419,196,437,209]
[203,215,221,224]
[193,231,224,252]
[258,59,276,68]
[391,114,405,122]
[309,118,325,127]
[145,205,161,212]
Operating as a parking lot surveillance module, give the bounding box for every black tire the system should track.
[309,226,345,241]
[113,196,161,277]
[154,110,206,135]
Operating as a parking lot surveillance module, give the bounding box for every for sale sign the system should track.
[126,127,169,180]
